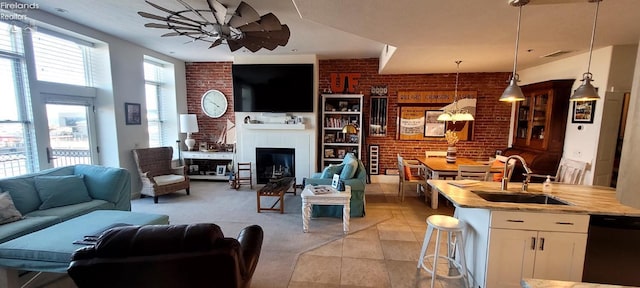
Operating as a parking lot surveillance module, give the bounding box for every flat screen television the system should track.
[232,63,314,112]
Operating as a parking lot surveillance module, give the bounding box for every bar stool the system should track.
[417,215,470,288]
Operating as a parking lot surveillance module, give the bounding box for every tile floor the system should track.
[288,182,469,288]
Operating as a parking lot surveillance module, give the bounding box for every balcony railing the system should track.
[0,149,91,178]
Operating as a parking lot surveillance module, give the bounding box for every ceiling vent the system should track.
[541,50,573,58]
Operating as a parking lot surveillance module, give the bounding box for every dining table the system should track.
[416,156,503,209]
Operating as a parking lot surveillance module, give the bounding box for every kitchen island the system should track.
[427,179,640,288]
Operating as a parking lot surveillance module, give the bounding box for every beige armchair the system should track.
[132,147,190,203]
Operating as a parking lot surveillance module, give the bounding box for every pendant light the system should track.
[570,0,602,102]
[438,60,474,123]
[499,0,529,102]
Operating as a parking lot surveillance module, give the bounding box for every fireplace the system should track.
[255,148,295,184]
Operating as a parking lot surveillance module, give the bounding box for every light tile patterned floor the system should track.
[288,183,469,288]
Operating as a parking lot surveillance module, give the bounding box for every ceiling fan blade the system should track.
[176,0,210,23]
[244,25,290,45]
[242,40,262,52]
[275,25,290,46]
[227,39,244,52]
[145,23,200,31]
[144,0,193,22]
[238,13,283,32]
[139,12,201,27]
[206,0,227,24]
[161,31,202,37]
[209,38,223,48]
[228,2,261,28]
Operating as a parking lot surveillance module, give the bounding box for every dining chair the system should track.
[397,154,425,202]
[489,155,516,182]
[425,151,447,158]
[456,164,491,181]
[554,158,588,184]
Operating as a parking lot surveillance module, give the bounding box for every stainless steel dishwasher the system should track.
[582,215,640,286]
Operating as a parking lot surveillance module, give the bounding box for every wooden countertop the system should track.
[521,278,638,288]
[427,179,640,216]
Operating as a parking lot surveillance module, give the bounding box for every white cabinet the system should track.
[182,151,234,180]
[457,209,589,288]
[486,229,587,287]
[320,94,363,168]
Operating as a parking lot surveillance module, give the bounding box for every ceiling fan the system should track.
[138,0,290,52]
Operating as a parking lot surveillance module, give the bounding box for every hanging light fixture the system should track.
[570,0,602,102]
[438,60,475,123]
[499,0,529,102]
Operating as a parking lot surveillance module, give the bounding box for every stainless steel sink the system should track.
[471,191,571,205]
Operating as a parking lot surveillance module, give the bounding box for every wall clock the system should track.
[201,90,228,118]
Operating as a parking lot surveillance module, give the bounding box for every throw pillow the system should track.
[0,192,23,225]
[340,156,358,180]
[34,175,92,210]
[321,163,344,179]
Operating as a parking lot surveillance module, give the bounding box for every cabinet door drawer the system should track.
[490,211,589,233]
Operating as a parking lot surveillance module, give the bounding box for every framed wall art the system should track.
[216,165,227,176]
[125,102,141,125]
[572,100,596,124]
[424,110,446,137]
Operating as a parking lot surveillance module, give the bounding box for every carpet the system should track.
[131,181,393,288]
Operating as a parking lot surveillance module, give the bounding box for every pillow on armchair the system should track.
[320,163,344,179]
[340,153,358,179]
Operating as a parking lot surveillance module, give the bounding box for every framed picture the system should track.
[424,110,446,137]
[324,148,335,158]
[125,103,141,125]
[337,149,346,159]
[216,165,226,176]
[331,174,340,189]
[572,100,596,124]
[199,142,208,151]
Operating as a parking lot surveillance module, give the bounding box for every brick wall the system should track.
[322,59,512,174]
[185,58,513,173]
[185,62,234,145]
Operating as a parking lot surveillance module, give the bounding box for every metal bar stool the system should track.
[417,215,470,288]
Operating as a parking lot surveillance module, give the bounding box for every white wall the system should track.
[617,40,640,208]
[519,45,637,185]
[24,9,188,196]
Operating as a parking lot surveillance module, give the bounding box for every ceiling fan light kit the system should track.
[139,0,290,52]
[500,0,529,102]
[570,0,602,102]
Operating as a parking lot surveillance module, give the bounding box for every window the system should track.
[144,60,164,147]
[31,30,93,86]
[0,22,33,177]
[0,21,100,178]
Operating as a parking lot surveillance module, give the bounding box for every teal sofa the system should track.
[304,153,366,217]
[0,165,131,244]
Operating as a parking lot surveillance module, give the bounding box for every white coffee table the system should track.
[301,184,351,234]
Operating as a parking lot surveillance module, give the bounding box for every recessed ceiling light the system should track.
[55,8,68,13]
[291,49,298,52]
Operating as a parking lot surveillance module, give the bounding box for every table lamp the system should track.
[180,114,199,151]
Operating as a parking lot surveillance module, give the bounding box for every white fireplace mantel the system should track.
[235,112,317,186]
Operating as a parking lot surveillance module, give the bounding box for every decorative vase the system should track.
[446,146,457,163]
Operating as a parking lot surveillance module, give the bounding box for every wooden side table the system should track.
[301,185,351,234]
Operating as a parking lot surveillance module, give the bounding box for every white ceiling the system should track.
[29,0,640,74]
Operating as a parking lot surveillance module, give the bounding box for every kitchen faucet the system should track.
[501,155,533,191]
